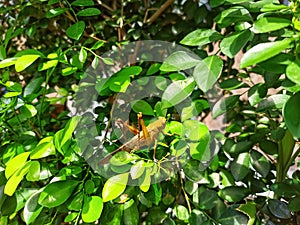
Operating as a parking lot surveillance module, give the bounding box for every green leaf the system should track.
[259,140,278,155]
[184,120,210,161]
[283,92,300,138]
[24,77,43,96]
[174,205,189,221]
[238,201,256,225]
[39,180,79,207]
[54,116,81,152]
[220,170,235,187]
[1,194,17,216]
[160,51,200,71]
[288,196,300,212]
[230,152,250,181]
[218,186,248,202]
[140,168,151,192]
[26,161,40,181]
[146,63,161,75]
[82,196,103,223]
[181,100,208,121]
[225,141,252,155]
[286,60,300,85]
[0,57,18,69]
[212,95,239,118]
[183,160,209,182]
[67,192,84,211]
[109,75,130,92]
[189,209,208,224]
[79,48,87,63]
[65,212,78,223]
[38,59,58,71]
[84,180,95,195]
[4,161,31,196]
[102,173,129,202]
[161,77,195,108]
[240,38,293,68]
[46,8,68,18]
[130,161,145,180]
[268,199,291,219]
[62,66,78,76]
[219,78,248,90]
[15,49,44,58]
[71,0,94,6]
[261,3,289,12]
[5,152,30,179]
[102,57,114,65]
[23,190,43,224]
[248,84,267,106]
[180,29,223,46]
[281,129,295,168]
[30,136,56,159]
[20,104,37,118]
[77,8,101,17]
[193,55,223,92]
[108,66,142,92]
[123,199,139,225]
[210,0,225,8]
[257,94,290,112]
[253,17,290,33]
[4,81,22,92]
[199,190,218,210]
[15,54,40,72]
[218,208,248,225]
[214,6,252,28]
[91,40,104,50]
[131,100,154,116]
[220,29,252,58]
[66,21,85,40]
[250,151,270,178]
[3,91,21,98]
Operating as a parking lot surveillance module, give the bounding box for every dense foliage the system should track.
[1,0,300,224]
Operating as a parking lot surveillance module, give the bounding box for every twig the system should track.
[146,0,174,24]
[176,159,192,213]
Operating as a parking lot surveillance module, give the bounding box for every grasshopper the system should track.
[99,113,166,165]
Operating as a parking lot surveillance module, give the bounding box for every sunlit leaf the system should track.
[23,190,43,224]
[82,196,103,223]
[0,57,18,69]
[5,152,30,179]
[102,173,129,202]
[30,136,56,159]
[253,17,290,33]
[4,161,31,196]
[15,54,40,72]
[161,77,195,108]
[193,55,223,92]
[240,38,293,68]
[180,29,223,46]
[39,180,79,207]
[160,51,200,71]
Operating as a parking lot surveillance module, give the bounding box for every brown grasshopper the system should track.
[99,113,166,165]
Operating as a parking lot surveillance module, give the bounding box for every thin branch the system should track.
[146,0,174,24]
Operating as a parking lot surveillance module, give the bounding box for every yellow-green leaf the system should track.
[140,168,151,192]
[15,54,40,72]
[5,152,30,179]
[82,196,103,223]
[102,173,129,202]
[4,161,31,196]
